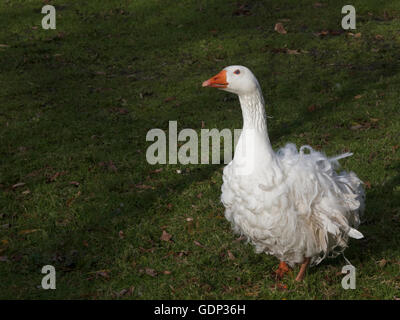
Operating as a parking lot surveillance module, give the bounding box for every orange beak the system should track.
[202,70,228,88]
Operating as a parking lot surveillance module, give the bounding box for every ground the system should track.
[0,0,399,299]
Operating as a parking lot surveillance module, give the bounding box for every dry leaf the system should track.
[375,34,384,40]
[95,270,110,278]
[66,191,81,207]
[139,247,156,253]
[163,270,172,275]
[99,161,118,172]
[350,124,363,130]
[135,184,153,190]
[286,49,300,55]
[160,230,172,242]
[145,268,157,277]
[308,105,317,112]
[48,172,60,182]
[164,96,176,102]
[354,33,362,38]
[227,250,235,260]
[69,181,80,187]
[19,229,39,235]
[109,107,129,115]
[194,240,205,248]
[176,250,189,258]
[115,289,128,297]
[313,2,324,8]
[271,48,287,54]
[233,4,252,16]
[234,235,246,242]
[354,95,362,99]
[274,23,287,34]
[276,282,288,290]
[315,30,329,36]
[378,259,387,268]
[0,44,10,48]
[107,161,118,172]
[119,230,125,239]
[12,182,25,189]
[115,286,134,297]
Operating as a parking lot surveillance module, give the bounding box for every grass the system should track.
[0,0,399,299]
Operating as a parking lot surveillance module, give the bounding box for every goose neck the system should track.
[238,89,268,133]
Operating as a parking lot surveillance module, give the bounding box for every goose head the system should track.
[202,65,260,95]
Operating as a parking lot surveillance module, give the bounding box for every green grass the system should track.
[0,0,399,299]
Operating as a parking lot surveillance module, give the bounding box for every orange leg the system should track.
[275,261,290,279]
[295,257,310,282]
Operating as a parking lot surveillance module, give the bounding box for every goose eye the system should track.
[234,69,240,75]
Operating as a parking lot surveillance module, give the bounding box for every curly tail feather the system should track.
[329,152,353,162]
[348,228,364,239]
[318,149,364,240]
[277,144,365,266]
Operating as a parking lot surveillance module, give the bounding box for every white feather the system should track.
[348,228,364,239]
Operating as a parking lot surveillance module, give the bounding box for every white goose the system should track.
[202,66,365,281]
